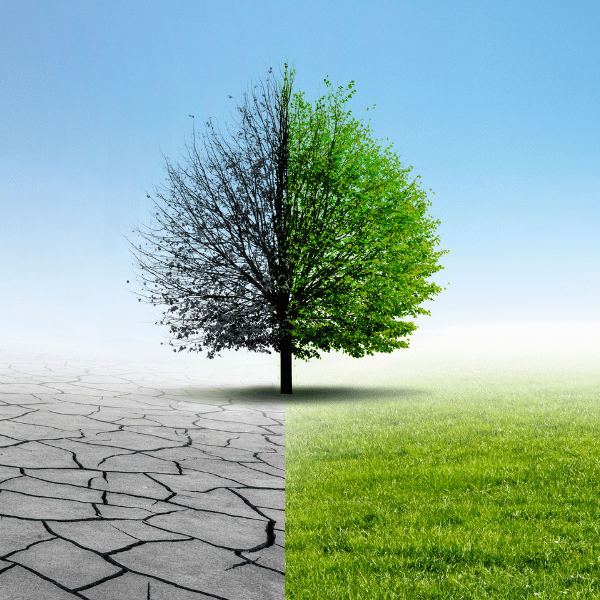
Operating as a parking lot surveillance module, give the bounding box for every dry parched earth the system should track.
[0,353,284,600]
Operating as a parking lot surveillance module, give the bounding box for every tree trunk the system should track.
[280,329,292,394]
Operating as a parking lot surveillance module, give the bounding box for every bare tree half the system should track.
[123,64,296,392]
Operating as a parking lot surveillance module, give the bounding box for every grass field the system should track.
[284,324,600,599]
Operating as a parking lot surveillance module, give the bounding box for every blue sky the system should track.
[1,0,598,362]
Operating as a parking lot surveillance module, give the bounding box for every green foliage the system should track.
[281,65,449,361]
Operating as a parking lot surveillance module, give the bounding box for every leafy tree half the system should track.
[283,67,449,369]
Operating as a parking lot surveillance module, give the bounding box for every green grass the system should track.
[285,351,600,599]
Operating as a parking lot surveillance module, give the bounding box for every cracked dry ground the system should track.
[0,353,284,600]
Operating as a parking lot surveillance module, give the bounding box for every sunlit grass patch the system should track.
[285,339,600,599]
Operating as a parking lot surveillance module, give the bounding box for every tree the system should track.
[124,63,448,394]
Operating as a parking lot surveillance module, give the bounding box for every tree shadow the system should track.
[177,384,430,405]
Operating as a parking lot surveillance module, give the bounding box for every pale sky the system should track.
[1,0,598,363]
